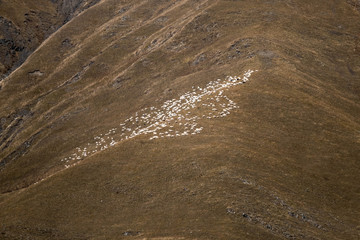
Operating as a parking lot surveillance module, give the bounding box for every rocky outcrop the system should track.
[53,0,101,23]
[0,16,25,79]
[0,12,56,79]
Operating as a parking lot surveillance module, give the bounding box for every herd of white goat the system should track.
[61,69,257,168]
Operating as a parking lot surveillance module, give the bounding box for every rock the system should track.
[28,70,44,77]
[192,53,206,66]
[61,38,73,48]
[112,76,130,89]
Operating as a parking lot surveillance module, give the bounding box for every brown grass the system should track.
[0,0,359,239]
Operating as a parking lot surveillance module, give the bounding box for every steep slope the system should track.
[0,0,100,79]
[0,0,359,239]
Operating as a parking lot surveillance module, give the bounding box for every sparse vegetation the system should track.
[0,0,359,239]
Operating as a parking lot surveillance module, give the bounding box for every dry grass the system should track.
[0,0,359,239]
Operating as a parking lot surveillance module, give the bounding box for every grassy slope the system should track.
[0,0,56,27]
[0,0,102,78]
[0,0,359,239]
[0,0,58,77]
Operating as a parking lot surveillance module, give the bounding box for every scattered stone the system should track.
[192,53,206,65]
[61,38,73,47]
[67,61,94,85]
[118,7,128,14]
[155,16,168,24]
[112,76,130,89]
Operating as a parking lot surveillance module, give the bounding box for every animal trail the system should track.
[61,69,257,168]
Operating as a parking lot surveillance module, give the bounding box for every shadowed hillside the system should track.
[0,0,359,239]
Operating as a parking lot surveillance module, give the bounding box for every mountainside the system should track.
[0,0,359,239]
[0,0,100,79]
